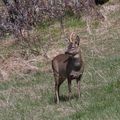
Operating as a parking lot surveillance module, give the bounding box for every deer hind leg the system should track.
[55,83,60,104]
[54,76,65,104]
[54,75,60,104]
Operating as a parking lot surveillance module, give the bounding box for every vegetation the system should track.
[0,0,120,120]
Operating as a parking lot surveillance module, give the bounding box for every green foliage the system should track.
[65,17,86,28]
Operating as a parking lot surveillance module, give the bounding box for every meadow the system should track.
[0,1,120,120]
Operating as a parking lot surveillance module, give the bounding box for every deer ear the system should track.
[76,35,80,45]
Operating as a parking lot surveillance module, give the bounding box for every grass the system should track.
[0,42,17,59]
[64,85,120,120]
[65,17,86,28]
[0,2,120,120]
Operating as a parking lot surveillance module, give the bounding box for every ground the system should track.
[0,1,120,120]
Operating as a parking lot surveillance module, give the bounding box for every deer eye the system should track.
[75,41,78,44]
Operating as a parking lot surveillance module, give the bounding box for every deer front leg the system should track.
[76,80,81,98]
[76,74,83,98]
[68,79,72,100]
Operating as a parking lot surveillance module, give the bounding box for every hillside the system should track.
[0,1,120,120]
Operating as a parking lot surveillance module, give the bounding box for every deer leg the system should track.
[54,77,65,103]
[55,78,63,104]
[54,74,60,104]
[55,83,60,104]
[76,74,83,98]
[76,80,81,98]
[68,79,72,100]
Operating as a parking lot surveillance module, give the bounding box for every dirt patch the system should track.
[0,44,64,81]
[0,56,40,81]
[0,38,16,47]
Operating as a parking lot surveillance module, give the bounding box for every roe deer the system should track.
[52,33,84,104]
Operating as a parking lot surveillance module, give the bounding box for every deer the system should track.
[52,32,84,104]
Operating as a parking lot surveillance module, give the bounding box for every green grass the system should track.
[0,3,120,120]
[64,81,120,120]
[65,17,86,28]
[0,51,119,120]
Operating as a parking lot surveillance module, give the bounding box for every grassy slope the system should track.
[0,2,120,120]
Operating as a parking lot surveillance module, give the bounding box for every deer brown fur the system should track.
[52,33,84,104]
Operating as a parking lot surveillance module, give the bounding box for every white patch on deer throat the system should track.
[74,54,79,58]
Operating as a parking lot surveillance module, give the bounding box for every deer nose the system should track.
[71,44,75,49]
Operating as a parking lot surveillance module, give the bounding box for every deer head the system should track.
[65,32,80,55]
